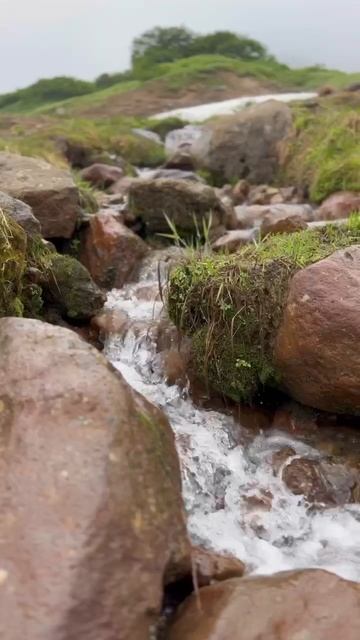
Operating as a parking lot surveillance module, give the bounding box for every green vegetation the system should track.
[0,77,96,113]
[167,216,360,403]
[282,99,360,202]
[0,115,166,167]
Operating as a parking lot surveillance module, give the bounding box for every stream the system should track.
[104,253,360,584]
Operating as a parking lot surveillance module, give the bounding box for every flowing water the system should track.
[153,91,317,122]
[104,255,360,583]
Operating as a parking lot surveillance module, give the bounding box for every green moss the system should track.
[145,116,188,139]
[282,102,360,202]
[167,217,360,402]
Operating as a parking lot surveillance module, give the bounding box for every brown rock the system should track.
[80,163,124,189]
[271,446,296,475]
[260,211,308,236]
[212,228,257,253]
[319,85,336,96]
[275,245,360,414]
[192,547,245,587]
[164,151,195,171]
[248,184,280,205]
[0,317,190,640]
[235,203,313,229]
[168,570,360,640]
[231,179,250,205]
[282,457,356,506]
[108,176,139,196]
[80,211,148,289]
[159,348,189,387]
[128,178,226,234]
[315,191,360,221]
[0,152,81,238]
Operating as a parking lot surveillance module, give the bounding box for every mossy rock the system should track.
[0,210,27,316]
[167,216,360,402]
[44,254,106,321]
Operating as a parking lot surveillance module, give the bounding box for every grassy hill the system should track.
[1,55,360,118]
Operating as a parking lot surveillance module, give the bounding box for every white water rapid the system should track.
[104,255,360,583]
[153,92,317,122]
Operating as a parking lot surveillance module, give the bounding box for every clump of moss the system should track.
[282,100,360,202]
[146,116,188,140]
[167,216,360,402]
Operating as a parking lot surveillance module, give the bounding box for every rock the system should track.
[275,246,360,414]
[164,151,195,172]
[0,152,81,239]
[260,211,308,236]
[191,101,293,183]
[235,203,313,229]
[43,253,106,321]
[0,318,190,640]
[140,168,203,183]
[282,457,356,506]
[212,228,258,253]
[128,179,226,234]
[346,83,360,92]
[80,163,124,189]
[168,570,360,640]
[0,190,41,236]
[165,125,203,157]
[248,184,280,205]
[80,211,148,289]
[315,192,360,221]
[192,547,245,587]
[231,179,250,205]
[319,85,336,96]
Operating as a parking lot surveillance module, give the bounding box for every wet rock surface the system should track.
[80,211,148,289]
[0,317,190,640]
[168,570,360,640]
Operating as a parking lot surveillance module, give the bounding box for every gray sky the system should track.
[0,0,359,93]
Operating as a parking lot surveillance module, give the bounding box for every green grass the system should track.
[281,99,360,202]
[167,216,360,403]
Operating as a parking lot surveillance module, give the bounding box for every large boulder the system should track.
[0,190,41,236]
[191,101,293,183]
[128,178,226,234]
[275,246,360,414]
[0,318,190,640]
[43,253,106,321]
[315,191,360,221]
[80,211,148,289]
[168,570,360,640]
[0,152,81,238]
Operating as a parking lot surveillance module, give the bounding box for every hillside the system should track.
[1,55,360,119]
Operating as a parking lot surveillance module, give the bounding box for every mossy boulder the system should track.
[167,216,360,403]
[44,254,106,321]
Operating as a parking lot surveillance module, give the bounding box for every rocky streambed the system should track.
[1,92,360,639]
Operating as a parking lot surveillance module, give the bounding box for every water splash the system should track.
[104,272,360,582]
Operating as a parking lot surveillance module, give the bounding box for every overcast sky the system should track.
[0,0,359,93]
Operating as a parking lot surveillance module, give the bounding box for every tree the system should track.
[131,26,195,69]
[189,32,268,61]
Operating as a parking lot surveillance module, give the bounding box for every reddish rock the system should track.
[260,211,308,236]
[80,163,124,189]
[282,457,356,506]
[168,570,360,640]
[275,245,360,414]
[315,192,360,221]
[0,317,190,640]
[80,211,148,289]
[192,547,245,587]
[231,179,250,205]
[212,228,257,252]
[0,152,80,238]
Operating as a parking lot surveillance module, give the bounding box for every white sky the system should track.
[0,0,359,92]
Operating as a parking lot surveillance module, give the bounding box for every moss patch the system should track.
[281,98,360,202]
[167,217,360,402]
[0,210,27,316]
